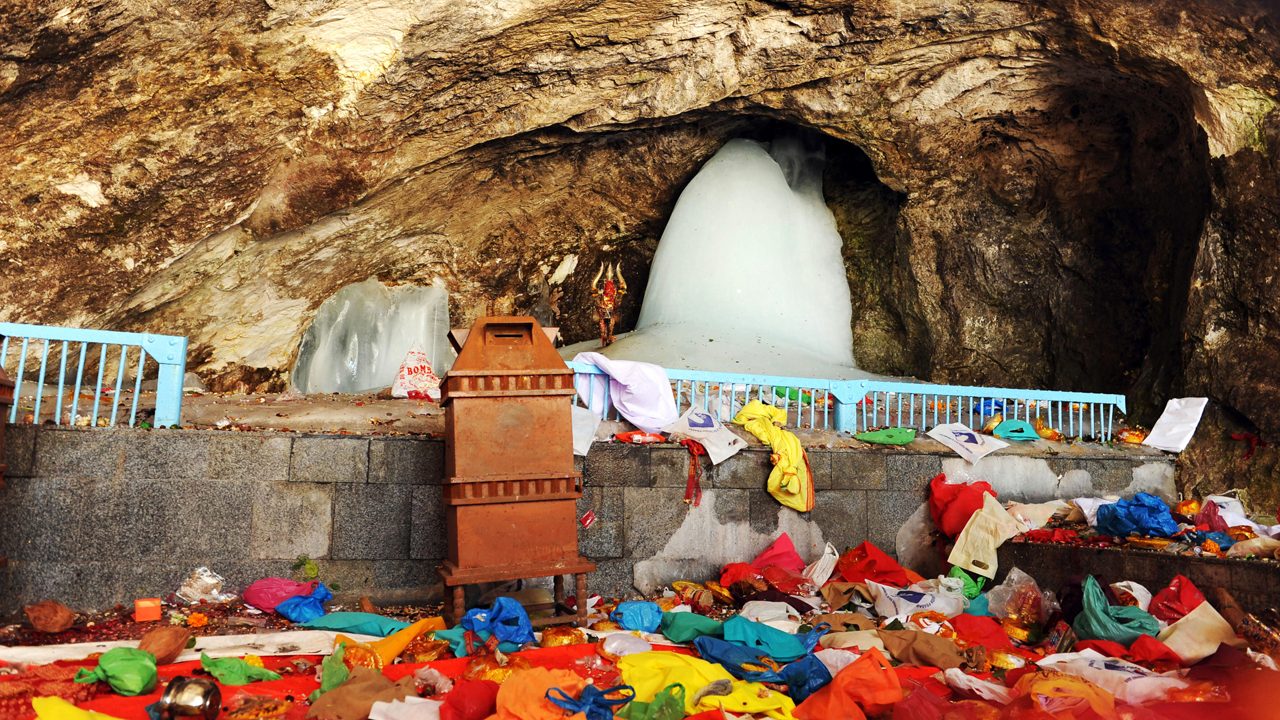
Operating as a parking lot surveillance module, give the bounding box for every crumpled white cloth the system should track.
[573,352,678,433]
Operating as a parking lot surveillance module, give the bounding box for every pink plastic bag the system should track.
[242,578,316,613]
[752,534,806,574]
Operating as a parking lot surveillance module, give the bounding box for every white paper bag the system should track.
[927,422,1009,463]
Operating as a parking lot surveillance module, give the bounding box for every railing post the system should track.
[832,381,865,434]
[145,334,188,428]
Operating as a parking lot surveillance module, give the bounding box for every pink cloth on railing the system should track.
[572,352,678,434]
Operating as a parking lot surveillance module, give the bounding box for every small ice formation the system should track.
[292,278,453,393]
[593,135,879,379]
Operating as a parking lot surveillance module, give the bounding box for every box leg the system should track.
[553,574,565,609]
[450,585,466,627]
[574,573,588,627]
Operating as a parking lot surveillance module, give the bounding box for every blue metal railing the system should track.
[0,323,188,428]
[567,361,1127,441]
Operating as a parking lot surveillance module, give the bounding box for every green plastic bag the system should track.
[855,428,917,446]
[200,653,282,686]
[660,612,723,643]
[307,644,350,703]
[948,566,987,600]
[1072,575,1160,645]
[617,683,686,720]
[74,647,157,696]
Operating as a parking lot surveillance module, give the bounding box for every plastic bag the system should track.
[986,568,1052,624]
[835,541,922,587]
[948,566,987,599]
[242,577,317,613]
[619,652,735,714]
[739,601,802,633]
[949,614,1014,651]
[546,684,635,720]
[1072,576,1160,646]
[600,634,653,661]
[891,684,951,720]
[1226,535,1280,558]
[30,697,126,720]
[439,679,500,720]
[719,563,764,588]
[1109,581,1153,611]
[309,644,350,703]
[942,667,1015,703]
[751,534,806,574]
[660,612,723,643]
[947,492,1021,579]
[1035,648,1187,705]
[463,597,535,646]
[391,346,441,400]
[794,648,903,720]
[761,566,811,595]
[722,615,824,663]
[866,579,967,619]
[276,581,333,623]
[304,612,411,637]
[73,647,157,696]
[803,543,839,588]
[1014,671,1116,718]
[200,652,282,685]
[616,683,686,720]
[1157,601,1244,664]
[1095,493,1179,538]
[175,566,236,604]
[611,601,663,633]
[928,474,997,538]
[1148,575,1205,623]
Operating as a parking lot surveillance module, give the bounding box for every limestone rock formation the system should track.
[1,0,1278,491]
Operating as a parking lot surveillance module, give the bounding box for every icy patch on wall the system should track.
[292,278,453,394]
[598,136,881,380]
[632,489,827,594]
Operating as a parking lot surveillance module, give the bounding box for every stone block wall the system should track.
[0,426,1175,613]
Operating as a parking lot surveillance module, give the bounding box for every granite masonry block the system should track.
[208,434,293,483]
[884,454,942,491]
[370,438,443,484]
[4,424,35,478]
[290,436,369,483]
[711,449,772,489]
[33,429,126,479]
[651,446,704,488]
[585,443,650,487]
[810,490,868,549]
[830,451,887,490]
[410,486,446,560]
[807,450,833,490]
[748,488,785,536]
[866,490,925,557]
[250,482,333,559]
[332,484,412,559]
[586,558,640,599]
[623,487,700,558]
[577,486,625,559]
[0,481,83,562]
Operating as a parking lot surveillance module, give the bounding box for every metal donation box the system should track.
[439,316,594,626]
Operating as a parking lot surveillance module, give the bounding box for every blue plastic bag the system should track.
[611,601,663,633]
[693,637,831,702]
[462,597,535,646]
[1095,493,1178,538]
[547,684,635,720]
[275,582,333,623]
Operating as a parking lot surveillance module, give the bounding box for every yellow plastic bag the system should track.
[947,492,1021,579]
[31,697,126,720]
[1015,671,1115,719]
[697,680,797,720]
[733,401,814,512]
[618,652,734,714]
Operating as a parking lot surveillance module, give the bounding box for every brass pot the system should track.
[157,676,221,719]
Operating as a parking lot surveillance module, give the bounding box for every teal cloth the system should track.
[302,611,410,637]
[968,594,993,616]
[435,625,521,657]
[722,616,818,663]
[1072,575,1160,645]
[73,647,157,696]
[200,653,282,686]
[659,612,723,643]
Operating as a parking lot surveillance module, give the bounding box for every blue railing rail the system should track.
[566,361,1128,441]
[0,322,188,428]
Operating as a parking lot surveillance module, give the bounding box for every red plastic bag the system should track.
[1149,575,1205,623]
[795,648,903,720]
[440,679,500,720]
[1076,639,1130,658]
[719,562,763,588]
[892,683,952,720]
[761,565,810,595]
[893,666,950,697]
[1129,635,1183,666]
[242,578,316,613]
[615,431,666,444]
[1194,503,1230,533]
[751,534,806,574]
[928,474,997,538]
[950,614,1015,652]
[834,542,923,587]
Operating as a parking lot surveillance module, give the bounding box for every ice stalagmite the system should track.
[599,136,876,378]
[292,278,453,393]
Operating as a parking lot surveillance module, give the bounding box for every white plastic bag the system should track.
[663,407,747,464]
[175,566,236,604]
[1110,581,1153,611]
[740,601,801,634]
[803,542,839,588]
[867,579,967,619]
[1036,649,1189,705]
[947,492,1021,579]
[571,404,602,456]
[928,422,1009,463]
[391,346,441,400]
[1143,397,1208,453]
[943,668,1015,704]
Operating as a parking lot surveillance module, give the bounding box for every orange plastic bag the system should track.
[489,667,588,720]
[795,647,903,720]
[1014,671,1115,719]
